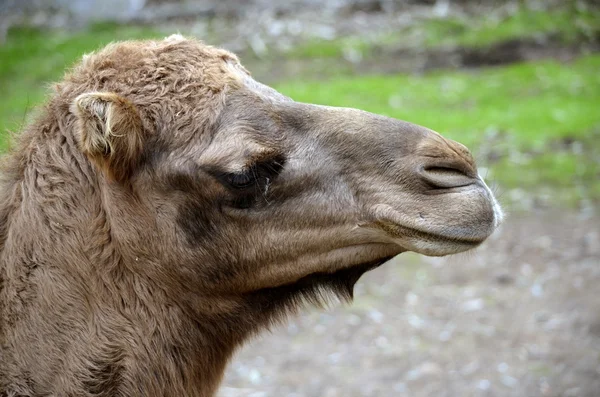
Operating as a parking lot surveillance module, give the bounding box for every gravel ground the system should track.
[220,211,600,397]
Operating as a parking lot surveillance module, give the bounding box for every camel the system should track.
[0,35,502,396]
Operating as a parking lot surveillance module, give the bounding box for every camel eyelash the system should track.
[226,172,255,189]
[217,155,287,192]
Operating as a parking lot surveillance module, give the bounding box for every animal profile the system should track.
[0,35,502,396]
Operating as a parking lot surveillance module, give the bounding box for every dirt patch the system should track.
[247,34,600,83]
[221,211,600,396]
[455,34,600,68]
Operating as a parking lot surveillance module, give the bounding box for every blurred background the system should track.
[1,0,599,396]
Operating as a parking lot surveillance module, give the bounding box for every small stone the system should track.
[501,375,518,388]
[248,369,261,385]
[461,361,479,376]
[375,336,389,348]
[583,231,600,256]
[461,299,484,312]
[438,329,453,342]
[476,379,491,390]
[407,315,424,329]
[405,361,441,381]
[405,292,419,306]
[497,362,509,373]
[531,283,543,297]
[393,382,407,392]
[521,263,533,277]
[347,314,361,326]
[368,310,383,324]
[494,272,514,285]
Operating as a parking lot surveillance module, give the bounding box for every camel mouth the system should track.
[364,175,502,256]
[377,221,487,255]
[365,202,498,256]
[380,222,486,244]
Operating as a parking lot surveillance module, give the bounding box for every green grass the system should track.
[286,37,370,59]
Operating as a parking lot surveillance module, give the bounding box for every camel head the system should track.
[68,35,503,295]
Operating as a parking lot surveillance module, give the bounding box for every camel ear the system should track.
[71,92,144,182]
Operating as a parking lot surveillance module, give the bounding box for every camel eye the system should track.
[217,155,285,194]
[226,172,254,189]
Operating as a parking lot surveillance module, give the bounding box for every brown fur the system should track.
[0,35,501,396]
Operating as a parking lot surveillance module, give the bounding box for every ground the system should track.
[221,212,600,396]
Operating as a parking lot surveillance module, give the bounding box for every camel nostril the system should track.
[420,165,476,189]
